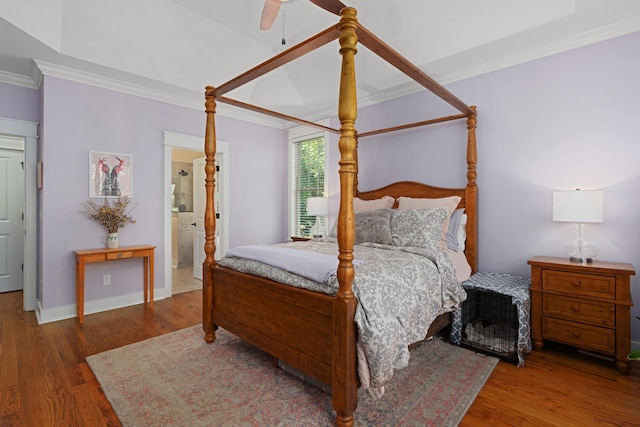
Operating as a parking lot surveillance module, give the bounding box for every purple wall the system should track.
[39,76,284,310]
[0,81,39,122]
[344,30,640,342]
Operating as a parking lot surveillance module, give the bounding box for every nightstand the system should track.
[528,256,635,374]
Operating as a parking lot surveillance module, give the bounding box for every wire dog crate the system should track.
[451,272,532,366]
[459,288,518,363]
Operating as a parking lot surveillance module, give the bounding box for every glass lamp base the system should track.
[565,243,599,264]
[570,256,594,264]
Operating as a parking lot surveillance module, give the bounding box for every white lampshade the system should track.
[553,190,604,223]
[307,197,329,216]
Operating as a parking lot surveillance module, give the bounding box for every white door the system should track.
[0,146,24,293]
[193,154,227,280]
[193,157,206,280]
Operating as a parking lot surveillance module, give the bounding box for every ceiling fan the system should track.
[260,0,347,30]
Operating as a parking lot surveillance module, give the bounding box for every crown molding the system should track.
[268,17,640,118]
[434,15,640,87]
[315,17,640,116]
[0,69,39,89]
[32,60,289,129]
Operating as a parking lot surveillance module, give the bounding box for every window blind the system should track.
[290,136,325,237]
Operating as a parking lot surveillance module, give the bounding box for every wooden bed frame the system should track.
[202,7,477,427]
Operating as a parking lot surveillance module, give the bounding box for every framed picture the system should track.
[88,151,133,198]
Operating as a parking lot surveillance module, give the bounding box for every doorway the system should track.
[0,140,24,293]
[163,132,229,298]
[170,148,200,294]
[0,118,37,312]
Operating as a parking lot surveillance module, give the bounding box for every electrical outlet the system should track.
[103,274,111,286]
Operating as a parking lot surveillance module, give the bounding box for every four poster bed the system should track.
[202,6,478,427]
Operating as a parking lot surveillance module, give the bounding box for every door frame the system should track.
[0,117,38,311]
[163,132,229,297]
[0,142,24,292]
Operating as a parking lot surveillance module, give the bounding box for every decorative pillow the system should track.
[397,196,461,249]
[446,208,464,251]
[391,208,449,249]
[353,195,394,212]
[330,196,395,236]
[355,209,393,245]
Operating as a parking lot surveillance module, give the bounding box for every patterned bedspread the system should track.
[218,239,466,397]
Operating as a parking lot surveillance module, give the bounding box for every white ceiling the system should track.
[1,0,639,126]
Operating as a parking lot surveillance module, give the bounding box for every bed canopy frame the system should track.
[202,7,477,426]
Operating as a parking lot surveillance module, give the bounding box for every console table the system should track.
[74,245,156,324]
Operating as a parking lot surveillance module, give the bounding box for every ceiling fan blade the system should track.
[260,0,282,30]
[309,0,347,16]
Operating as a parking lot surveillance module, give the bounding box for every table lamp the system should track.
[553,189,604,263]
[306,197,329,238]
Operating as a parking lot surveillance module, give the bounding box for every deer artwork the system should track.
[97,156,125,196]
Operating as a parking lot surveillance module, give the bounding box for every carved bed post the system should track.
[465,106,478,273]
[333,7,358,427]
[352,136,359,195]
[203,86,218,343]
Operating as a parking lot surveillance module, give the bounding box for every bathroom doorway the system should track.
[171,149,201,294]
[163,132,229,297]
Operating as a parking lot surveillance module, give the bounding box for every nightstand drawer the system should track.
[542,317,615,355]
[542,270,615,299]
[542,294,615,327]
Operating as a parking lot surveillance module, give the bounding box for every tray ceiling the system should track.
[1,0,639,126]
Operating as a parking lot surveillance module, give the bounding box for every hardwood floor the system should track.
[1,289,638,426]
[0,290,202,426]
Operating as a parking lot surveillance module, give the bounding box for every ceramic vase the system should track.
[106,232,119,249]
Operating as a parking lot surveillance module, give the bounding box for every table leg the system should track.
[76,257,85,324]
[149,252,154,308]
[143,256,149,306]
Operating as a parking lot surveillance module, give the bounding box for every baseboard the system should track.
[37,291,167,324]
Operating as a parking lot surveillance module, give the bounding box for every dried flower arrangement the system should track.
[82,196,136,234]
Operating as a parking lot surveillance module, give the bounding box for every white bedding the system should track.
[225,244,341,283]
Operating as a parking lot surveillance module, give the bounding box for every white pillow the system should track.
[397,196,461,249]
[457,213,467,252]
[353,195,395,212]
[396,195,461,212]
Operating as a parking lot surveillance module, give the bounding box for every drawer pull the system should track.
[572,305,580,312]
[573,331,580,338]
[572,281,582,287]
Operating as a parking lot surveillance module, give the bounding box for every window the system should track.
[289,130,327,237]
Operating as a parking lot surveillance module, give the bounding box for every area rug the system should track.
[87,326,497,426]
